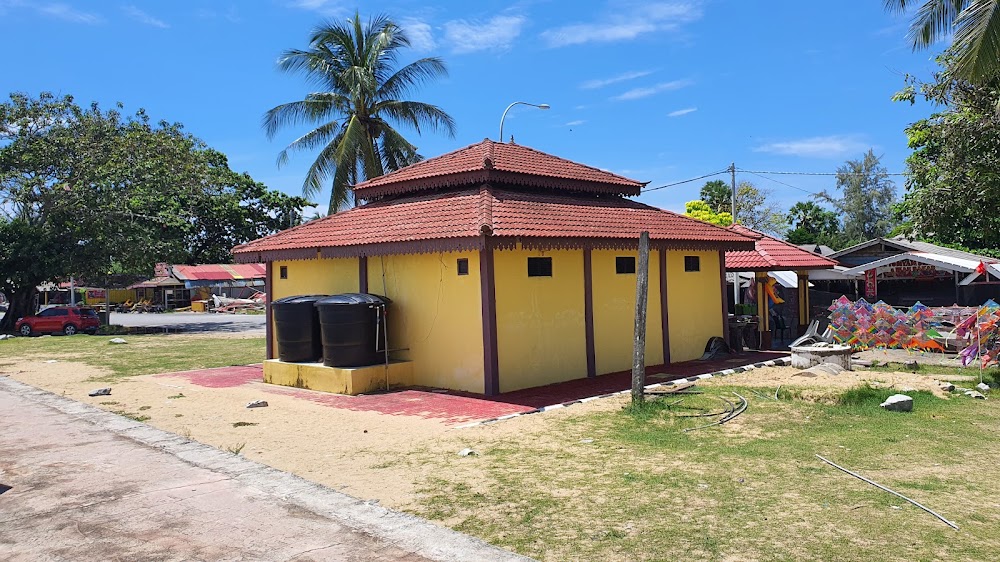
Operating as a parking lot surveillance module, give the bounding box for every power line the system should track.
[743,170,823,197]
[737,168,907,176]
[642,169,730,193]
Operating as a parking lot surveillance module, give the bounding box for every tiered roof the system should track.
[725,225,839,271]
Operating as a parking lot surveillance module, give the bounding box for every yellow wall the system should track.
[666,250,723,362]
[494,248,587,392]
[591,250,664,374]
[271,257,360,360]
[368,252,485,393]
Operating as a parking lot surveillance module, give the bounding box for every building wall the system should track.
[494,248,587,392]
[368,252,485,393]
[270,257,360,360]
[591,249,664,374]
[666,250,723,362]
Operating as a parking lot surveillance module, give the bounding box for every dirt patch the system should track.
[705,365,954,398]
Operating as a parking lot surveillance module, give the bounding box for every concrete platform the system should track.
[264,359,413,395]
[0,377,528,562]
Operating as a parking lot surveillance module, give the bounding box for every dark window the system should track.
[279,265,288,279]
[80,309,98,317]
[39,309,57,317]
[616,256,636,274]
[684,256,700,272]
[527,257,553,277]
[457,258,469,276]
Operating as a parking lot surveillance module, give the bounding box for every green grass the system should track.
[867,361,1000,383]
[410,382,1000,561]
[0,334,264,381]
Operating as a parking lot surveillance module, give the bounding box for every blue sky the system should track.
[2,1,942,217]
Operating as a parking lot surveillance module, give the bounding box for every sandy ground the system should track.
[0,358,976,511]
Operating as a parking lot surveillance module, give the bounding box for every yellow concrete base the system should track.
[263,359,413,395]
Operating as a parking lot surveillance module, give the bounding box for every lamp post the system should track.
[499,101,550,142]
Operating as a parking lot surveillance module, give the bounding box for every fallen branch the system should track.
[774,385,782,400]
[815,454,959,531]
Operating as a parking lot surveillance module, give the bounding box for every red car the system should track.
[15,306,100,336]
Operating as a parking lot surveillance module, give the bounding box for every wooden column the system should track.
[797,270,810,334]
[265,261,274,360]
[659,248,670,364]
[479,241,500,396]
[756,272,770,332]
[719,250,730,347]
[583,247,596,378]
[359,256,368,293]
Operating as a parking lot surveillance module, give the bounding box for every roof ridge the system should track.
[352,139,492,190]
[495,142,647,186]
[479,184,494,234]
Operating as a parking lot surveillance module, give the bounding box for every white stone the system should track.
[880,394,913,412]
[976,382,991,392]
[109,338,128,344]
[458,448,478,457]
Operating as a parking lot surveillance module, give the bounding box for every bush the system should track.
[96,324,129,335]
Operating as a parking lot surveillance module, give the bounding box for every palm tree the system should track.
[885,1,1000,83]
[264,13,456,214]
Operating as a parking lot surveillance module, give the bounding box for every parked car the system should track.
[15,306,100,336]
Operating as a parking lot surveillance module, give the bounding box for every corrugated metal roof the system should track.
[172,263,266,282]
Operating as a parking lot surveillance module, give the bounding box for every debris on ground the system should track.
[798,363,846,377]
[458,448,478,457]
[88,388,112,397]
[245,400,268,408]
[964,390,986,400]
[44,360,58,364]
[939,382,956,392]
[976,382,990,392]
[108,338,128,344]
[0,334,14,340]
[879,394,913,412]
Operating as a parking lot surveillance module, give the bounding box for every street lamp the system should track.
[499,101,550,142]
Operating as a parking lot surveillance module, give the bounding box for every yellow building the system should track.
[234,140,755,396]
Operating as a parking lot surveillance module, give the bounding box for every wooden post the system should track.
[797,270,810,335]
[632,232,650,404]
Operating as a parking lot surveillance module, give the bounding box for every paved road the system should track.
[110,312,266,335]
[0,377,529,562]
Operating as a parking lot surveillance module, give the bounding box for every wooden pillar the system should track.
[583,247,596,378]
[797,270,810,334]
[359,256,368,294]
[659,248,670,364]
[718,250,730,346]
[756,271,771,350]
[265,261,274,360]
[479,240,500,396]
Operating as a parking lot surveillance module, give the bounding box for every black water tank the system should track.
[315,293,391,368]
[271,295,327,362]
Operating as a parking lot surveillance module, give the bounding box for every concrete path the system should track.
[0,377,529,562]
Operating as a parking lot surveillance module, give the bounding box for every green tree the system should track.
[699,180,731,213]
[817,150,897,242]
[264,13,456,214]
[894,56,1000,250]
[684,200,732,227]
[0,92,310,332]
[885,1,1000,84]
[784,201,842,245]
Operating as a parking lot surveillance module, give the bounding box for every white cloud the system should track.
[580,70,653,90]
[565,120,585,126]
[542,2,701,48]
[668,107,697,117]
[37,3,102,24]
[123,5,168,28]
[613,79,693,101]
[402,20,436,51]
[754,135,869,158]
[444,15,525,54]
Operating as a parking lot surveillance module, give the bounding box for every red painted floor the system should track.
[154,351,787,426]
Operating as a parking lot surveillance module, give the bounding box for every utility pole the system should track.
[730,163,739,310]
[631,231,650,404]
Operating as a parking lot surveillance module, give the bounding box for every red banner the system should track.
[86,289,106,299]
[864,269,877,299]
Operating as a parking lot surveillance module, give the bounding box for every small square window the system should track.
[684,256,700,272]
[457,258,469,275]
[527,257,552,277]
[616,256,636,274]
[279,265,288,279]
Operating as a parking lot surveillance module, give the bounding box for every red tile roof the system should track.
[352,139,646,198]
[725,225,838,271]
[172,263,266,281]
[233,187,755,261]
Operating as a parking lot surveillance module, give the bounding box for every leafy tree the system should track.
[699,180,731,213]
[0,92,310,332]
[264,12,456,214]
[784,201,842,245]
[684,200,733,226]
[885,0,1000,84]
[894,55,1000,250]
[817,150,897,242]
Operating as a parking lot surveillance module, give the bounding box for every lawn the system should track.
[0,334,265,380]
[407,380,1000,561]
